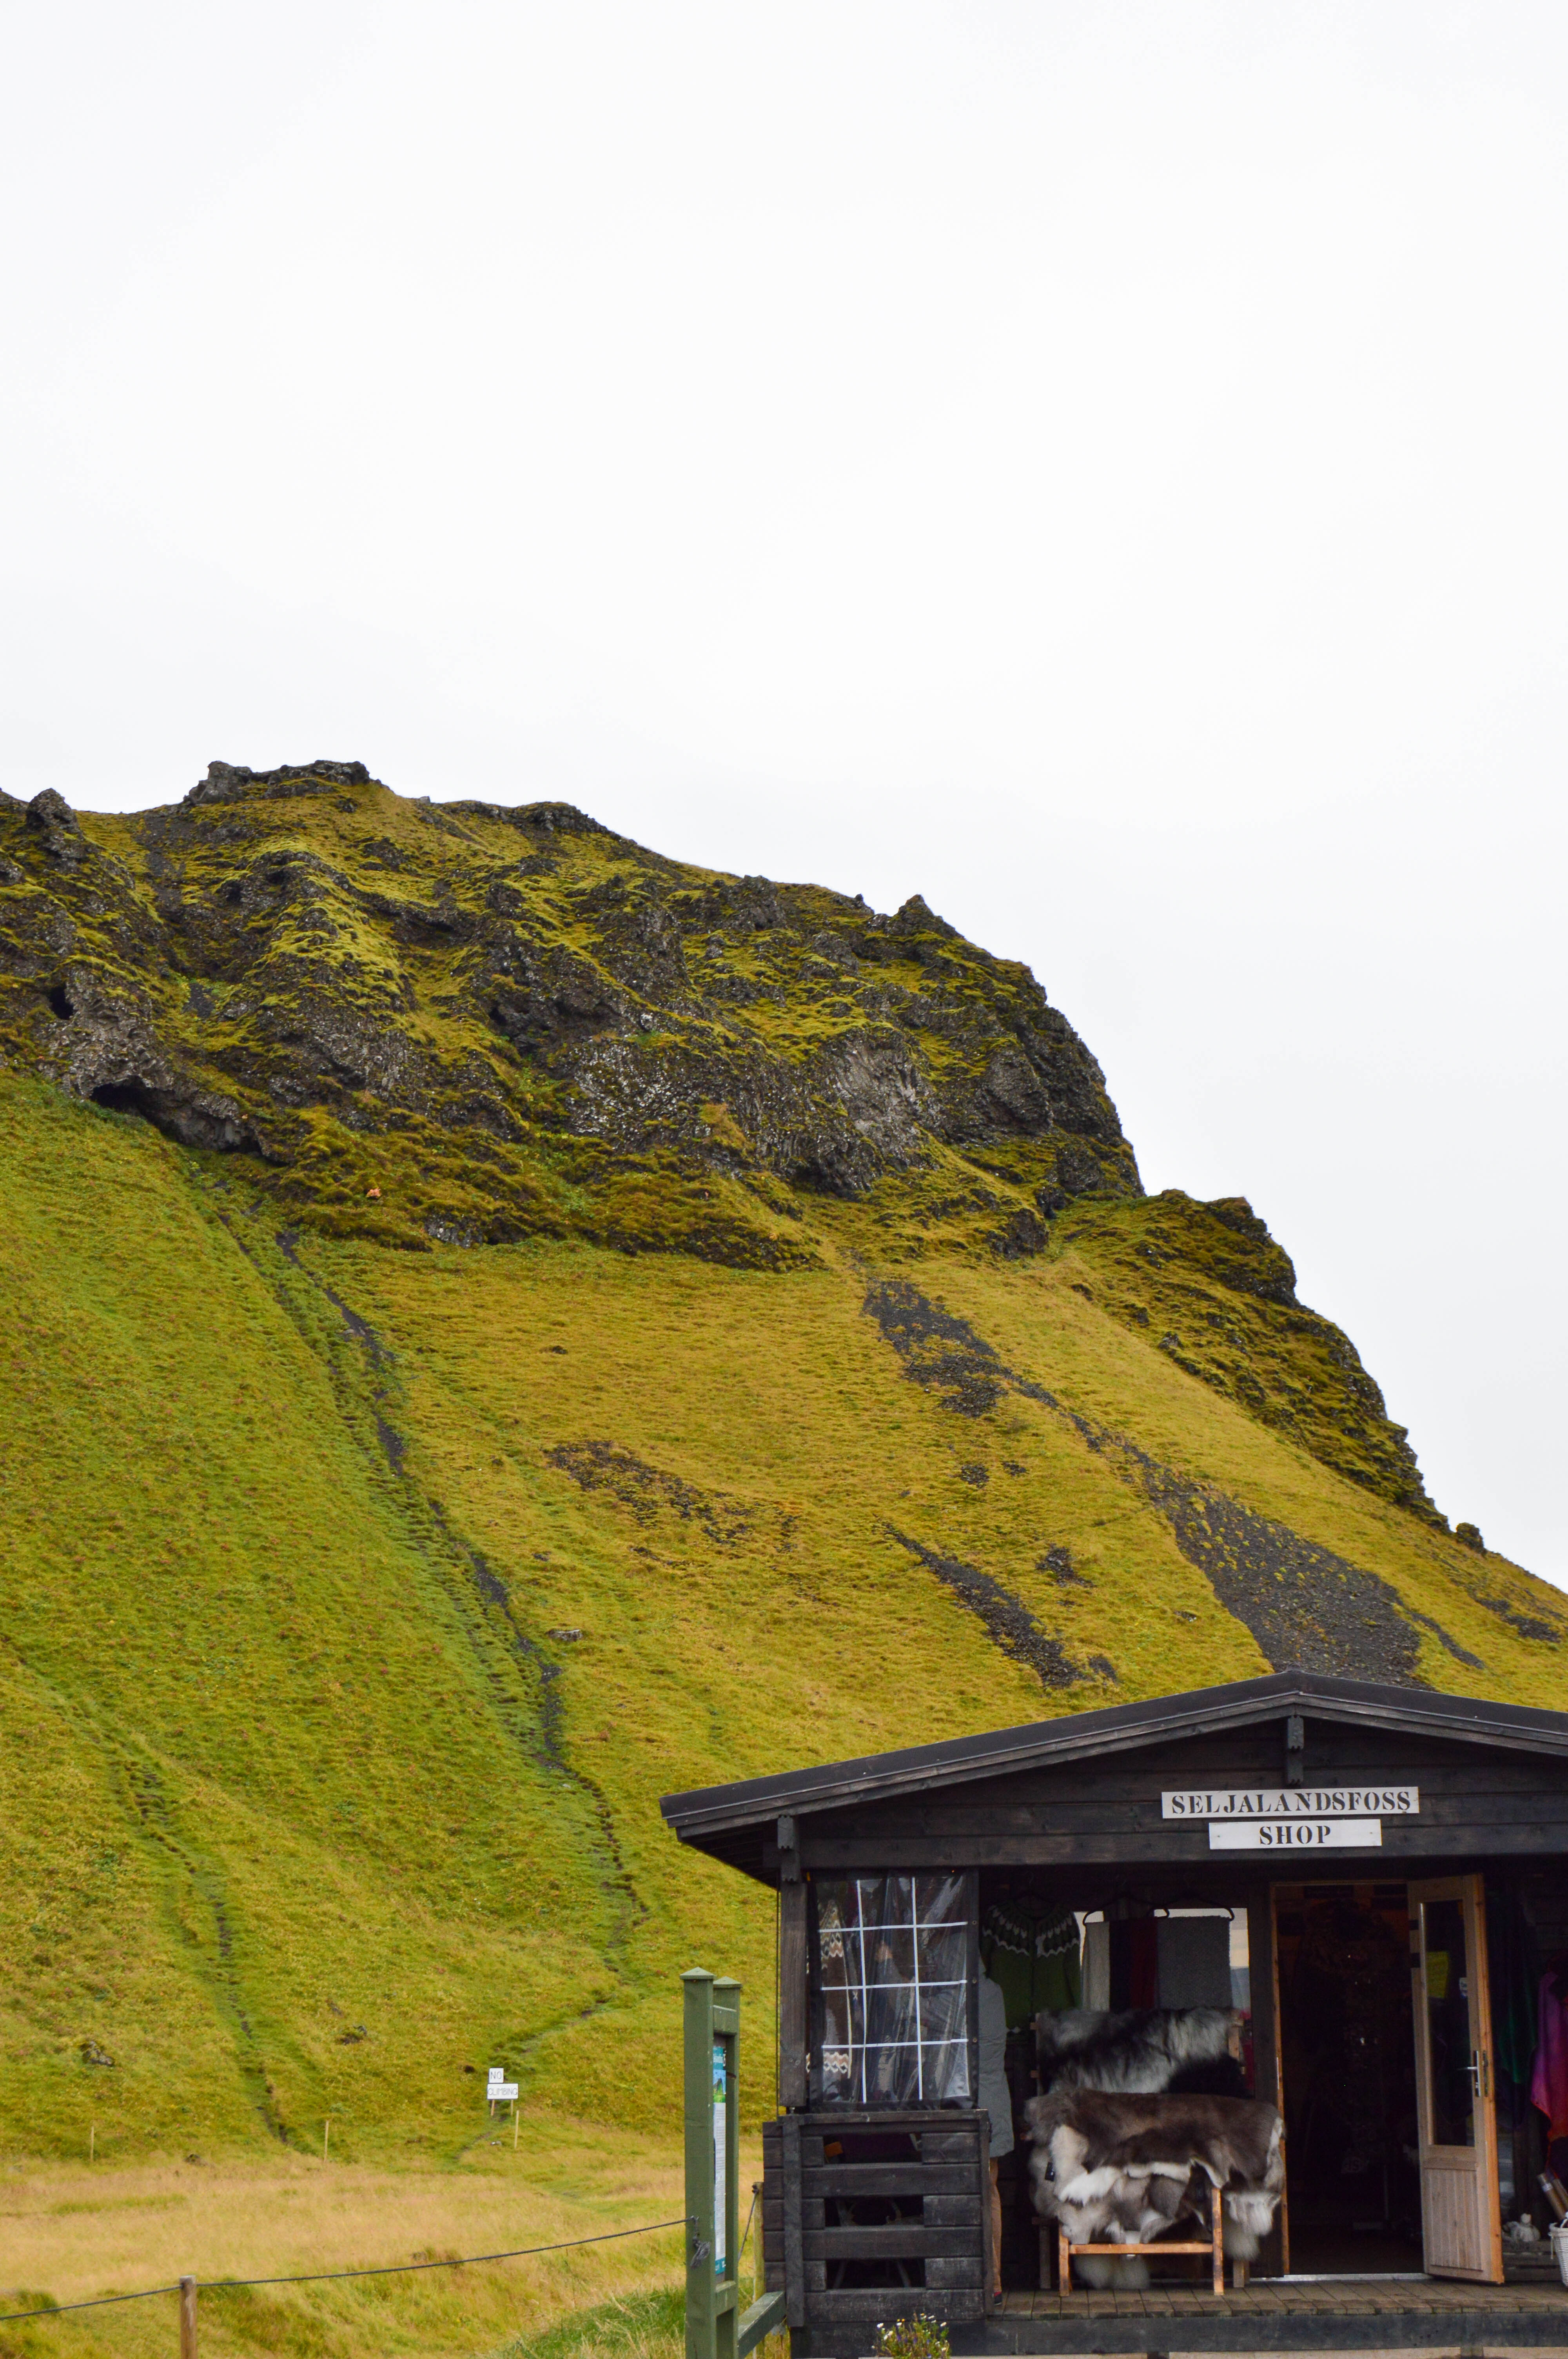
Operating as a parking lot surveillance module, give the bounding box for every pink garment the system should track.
[1530,1971,1568,2141]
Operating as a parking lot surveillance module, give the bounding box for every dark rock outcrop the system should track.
[26,789,87,867]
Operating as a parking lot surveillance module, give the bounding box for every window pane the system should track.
[919,1980,967,2047]
[1422,1898,1474,2147]
[923,2034,972,2106]
[918,1925,968,1984]
[919,1875,969,1925]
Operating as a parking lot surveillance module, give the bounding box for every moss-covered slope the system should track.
[0,764,1562,2166]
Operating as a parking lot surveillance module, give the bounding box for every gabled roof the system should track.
[659,1671,1568,1872]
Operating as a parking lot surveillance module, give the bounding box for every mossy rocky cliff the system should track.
[4,760,1426,1521]
[0,760,1133,1267]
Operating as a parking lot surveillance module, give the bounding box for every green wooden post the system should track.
[684,1970,735,2359]
[683,1970,713,2359]
[685,1968,786,2359]
[713,1975,740,2359]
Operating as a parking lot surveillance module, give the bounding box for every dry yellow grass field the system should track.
[0,2117,742,2358]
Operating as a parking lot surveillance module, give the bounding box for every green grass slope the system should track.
[1,765,1564,2170]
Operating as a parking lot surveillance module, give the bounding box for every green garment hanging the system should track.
[982,1902,1082,2029]
[1490,1886,1540,2088]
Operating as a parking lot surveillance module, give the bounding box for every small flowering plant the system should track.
[872,2316,951,2359]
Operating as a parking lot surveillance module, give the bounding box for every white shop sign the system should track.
[1162,1786,1419,1819]
[1207,1817,1384,1851]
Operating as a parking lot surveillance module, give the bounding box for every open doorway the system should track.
[978,1880,1256,2290]
[1274,1881,1423,2273]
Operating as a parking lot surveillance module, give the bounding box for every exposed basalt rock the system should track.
[26,789,87,867]
[1121,1457,1481,1683]
[490,950,630,1054]
[185,758,371,807]
[544,1438,786,1551]
[888,1527,1098,1688]
[30,964,271,1156]
[91,1076,264,1154]
[862,1278,1009,1416]
[992,1207,1051,1259]
[1041,1546,1091,1587]
[1197,1196,1300,1305]
[1477,1594,1561,1643]
[860,1270,1490,1681]
[563,1023,936,1198]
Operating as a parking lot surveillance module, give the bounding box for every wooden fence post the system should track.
[179,2275,197,2359]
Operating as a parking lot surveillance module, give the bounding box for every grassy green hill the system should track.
[2,760,1564,2176]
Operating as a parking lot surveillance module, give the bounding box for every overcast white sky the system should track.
[4,2,1566,1587]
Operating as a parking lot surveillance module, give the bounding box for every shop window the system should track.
[810,1873,977,2107]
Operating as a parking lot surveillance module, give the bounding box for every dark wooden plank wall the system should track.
[762,2120,783,2297]
[793,1725,1568,1874]
[761,2111,990,2341]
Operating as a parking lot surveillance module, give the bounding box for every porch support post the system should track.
[778,1859,807,2110]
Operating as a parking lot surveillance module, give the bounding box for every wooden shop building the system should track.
[661,1671,1568,2355]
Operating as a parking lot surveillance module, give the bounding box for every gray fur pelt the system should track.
[1025,2085,1284,2290]
[1036,2007,1236,2094]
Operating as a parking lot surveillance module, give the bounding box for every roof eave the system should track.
[659,1672,1568,1848]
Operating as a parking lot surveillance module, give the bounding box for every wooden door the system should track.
[1246,1888,1289,2275]
[1409,1875,1503,2283]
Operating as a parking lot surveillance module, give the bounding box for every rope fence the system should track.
[0,2214,694,2328]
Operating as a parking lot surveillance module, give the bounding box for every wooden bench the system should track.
[1053,2182,1231,2295]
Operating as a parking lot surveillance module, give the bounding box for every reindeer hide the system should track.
[1025,2086,1284,2279]
[1035,2006,1239,2095]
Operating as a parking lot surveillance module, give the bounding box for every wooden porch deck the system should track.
[964,2275,1568,2354]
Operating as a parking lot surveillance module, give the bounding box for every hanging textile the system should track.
[976,1972,1014,2157]
[1529,1968,1568,2142]
[1129,1918,1159,2009]
[1106,1916,1159,2010]
[1082,1918,1110,2010]
[1156,1915,1232,2009]
[982,1901,1082,2028]
[1489,1888,1539,2090]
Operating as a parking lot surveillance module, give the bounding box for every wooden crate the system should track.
[761,2109,991,2350]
